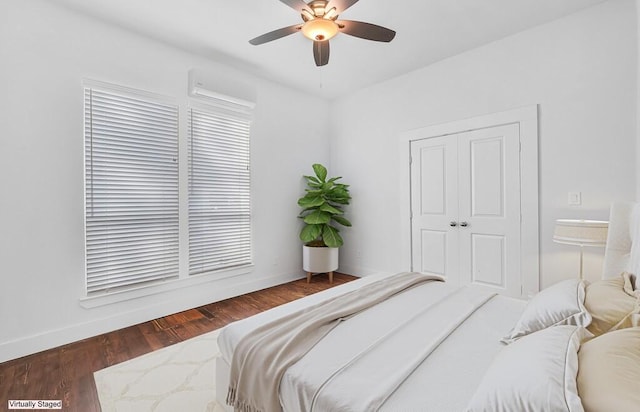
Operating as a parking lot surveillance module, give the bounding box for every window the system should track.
[188,107,252,275]
[83,81,253,299]
[84,85,179,294]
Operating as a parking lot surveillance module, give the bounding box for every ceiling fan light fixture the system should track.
[250,0,396,67]
[301,9,315,21]
[301,18,338,41]
[323,7,338,20]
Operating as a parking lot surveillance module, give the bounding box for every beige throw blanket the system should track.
[226,272,443,412]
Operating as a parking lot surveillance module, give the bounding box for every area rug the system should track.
[94,329,226,412]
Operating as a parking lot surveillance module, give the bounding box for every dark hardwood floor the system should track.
[0,273,357,412]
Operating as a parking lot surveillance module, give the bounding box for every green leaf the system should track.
[332,215,352,227]
[298,208,317,218]
[326,187,351,204]
[327,196,350,205]
[329,185,348,194]
[313,164,327,182]
[298,195,325,208]
[329,186,349,195]
[303,210,331,224]
[300,224,322,243]
[322,225,343,247]
[304,175,320,184]
[319,203,343,215]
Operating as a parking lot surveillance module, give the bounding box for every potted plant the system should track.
[298,163,352,283]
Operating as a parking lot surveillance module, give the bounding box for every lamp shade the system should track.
[553,219,608,247]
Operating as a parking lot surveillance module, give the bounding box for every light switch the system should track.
[568,192,582,206]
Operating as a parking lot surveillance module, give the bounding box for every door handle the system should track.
[460,221,469,227]
[449,221,457,227]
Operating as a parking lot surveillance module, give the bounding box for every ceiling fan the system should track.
[249,0,396,66]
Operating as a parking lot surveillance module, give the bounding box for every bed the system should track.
[216,202,640,412]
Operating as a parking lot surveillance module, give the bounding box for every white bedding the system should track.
[219,272,396,362]
[218,274,526,411]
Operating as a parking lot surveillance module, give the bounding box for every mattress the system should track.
[218,273,526,411]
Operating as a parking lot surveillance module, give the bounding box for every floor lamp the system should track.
[553,219,609,280]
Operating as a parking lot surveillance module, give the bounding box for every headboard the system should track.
[603,201,638,283]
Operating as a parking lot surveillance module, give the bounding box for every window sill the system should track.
[79,265,253,309]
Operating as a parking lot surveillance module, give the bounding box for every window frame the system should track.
[83,81,180,296]
[80,80,254,308]
[187,104,253,277]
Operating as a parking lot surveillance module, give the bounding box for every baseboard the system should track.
[0,272,301,363]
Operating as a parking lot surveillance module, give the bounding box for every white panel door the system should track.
[410,123,521,296]
[458,124,521,296]
[410,136,459,284]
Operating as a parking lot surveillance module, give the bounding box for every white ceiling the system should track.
[53,0,606,99]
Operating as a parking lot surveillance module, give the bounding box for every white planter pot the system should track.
[303,245,339,282]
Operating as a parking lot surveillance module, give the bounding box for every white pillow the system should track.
[466,325,589,412]
[578,328,640,412]
[584,273,639,336]
[502,279,591,344]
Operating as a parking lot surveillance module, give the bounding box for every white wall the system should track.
[330,0,637,288]
[638,0,640,200]
[0,0,330,362]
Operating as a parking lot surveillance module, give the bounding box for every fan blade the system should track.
[337,20,396,42]
[279,0,312,13]
[249,24,301,45]
[327,0,359,14]
[313,40,330,66]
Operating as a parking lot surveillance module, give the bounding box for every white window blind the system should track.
[189,107,252,276]
[84,86,179,294]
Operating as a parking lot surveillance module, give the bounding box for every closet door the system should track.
[410,135,459,284]
[410,123,522,296]
[457,124,521,296]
